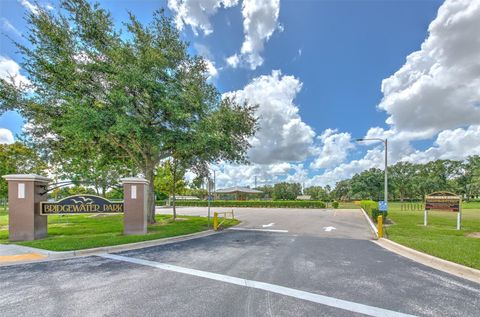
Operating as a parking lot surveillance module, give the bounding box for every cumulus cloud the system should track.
[0,128,14,144]
[378,0,480,139]
[212,161,295,188]
[193,43,218,79]
[309,148,384,187]
[229,0,281,69]
[402,125,480,163]
[224,70,315,164]
[168,0,239,35]
[225,54,240,68]
[310,129,354,169]
[304,0,480,186]
[0,56,31,90]
[204,58,218,79]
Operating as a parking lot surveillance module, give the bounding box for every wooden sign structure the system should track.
[424,191,462,230]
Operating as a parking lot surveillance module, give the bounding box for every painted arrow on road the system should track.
[323,226,336,232]
[262,223,275,228]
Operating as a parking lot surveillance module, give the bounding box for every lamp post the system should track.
[356,138,388,206]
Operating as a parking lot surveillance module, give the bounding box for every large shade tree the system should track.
[0,0,257,223]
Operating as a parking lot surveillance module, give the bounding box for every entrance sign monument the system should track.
[41,195,123,214]
[424,191,462,230]
[2,174,149,241]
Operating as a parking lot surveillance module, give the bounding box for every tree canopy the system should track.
[329,156,480,201]
[0,0,257,223]
[0,142,47,199]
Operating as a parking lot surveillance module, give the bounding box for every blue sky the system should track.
[1,0,480,188]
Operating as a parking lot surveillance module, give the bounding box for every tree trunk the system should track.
[172,161,177,220]
[145,166,156,224]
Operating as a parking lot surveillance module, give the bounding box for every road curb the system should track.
[0,229,219,266]
[360,208,378,239]
[373,238,480,284]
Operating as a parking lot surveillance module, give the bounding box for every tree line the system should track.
[329,156,480,201]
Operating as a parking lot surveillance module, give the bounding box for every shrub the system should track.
[167,200,327,209]
[332,201,339,209]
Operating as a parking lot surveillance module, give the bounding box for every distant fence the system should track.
[400,203,424,211]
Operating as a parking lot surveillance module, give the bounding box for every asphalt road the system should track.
[1,208,479,317]
[157,206,373,239]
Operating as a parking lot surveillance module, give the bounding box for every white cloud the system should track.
[193,43,218,79]
[304,0,480,186]
[225,54,240,68]
[168,0,239,36]
[310,129,354,169]
[378,0,480,139]
[224,70,315,164]
[0,56,31,90]
[234,0,281,69]
[169,0,280,69]
[212,161,295,188]
[0,18,21,37]
[309,148,384,187]
[402,125,480,163]
[18,0,39,15]
[204,58,218,79]
[0,128,14,144]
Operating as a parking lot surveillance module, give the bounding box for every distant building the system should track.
[296,195,312,200]
[170,195,200,200]
[215,187,263,200]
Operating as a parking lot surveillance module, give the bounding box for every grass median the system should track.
[385,202,480,270]
[0,212,238,251]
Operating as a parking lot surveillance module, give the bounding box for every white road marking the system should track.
[262,223,275,228]
[228,228,289,233]
[99,253,418,317]
[323,226,336,232]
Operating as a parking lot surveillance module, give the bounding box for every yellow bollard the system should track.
[377,215,383,238]
[213,212,218,231]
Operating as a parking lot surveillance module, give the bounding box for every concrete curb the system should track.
[360,208,378,239]
[373,238,480,285]
[0,229,218,266]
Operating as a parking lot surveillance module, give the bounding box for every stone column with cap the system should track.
[121,177,148,235]
[2,174,51,241]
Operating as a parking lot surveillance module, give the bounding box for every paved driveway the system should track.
[157,206,374,239]
[1,207,479,317]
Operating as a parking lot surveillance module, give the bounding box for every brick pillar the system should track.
[121,178,148,235]
[2,174,51,241]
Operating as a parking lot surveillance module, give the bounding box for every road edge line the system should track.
[373,238,480,284]
[361,208,378,239]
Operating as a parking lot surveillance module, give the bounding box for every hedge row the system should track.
[360,200,387,222]
[167,200,327,209]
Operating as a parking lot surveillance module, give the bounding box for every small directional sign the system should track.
[378,201,388,212]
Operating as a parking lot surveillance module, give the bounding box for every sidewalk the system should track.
[0,229,219,266]
[0,244,48,264]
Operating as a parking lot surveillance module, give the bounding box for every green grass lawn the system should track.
[385,202,480,270]
[0,211,238,251]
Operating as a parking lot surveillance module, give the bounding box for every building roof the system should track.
[215,187,263,194]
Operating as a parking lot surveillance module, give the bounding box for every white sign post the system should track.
[424,191,461,230]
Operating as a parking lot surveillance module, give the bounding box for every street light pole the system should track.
[356,138,388,205]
